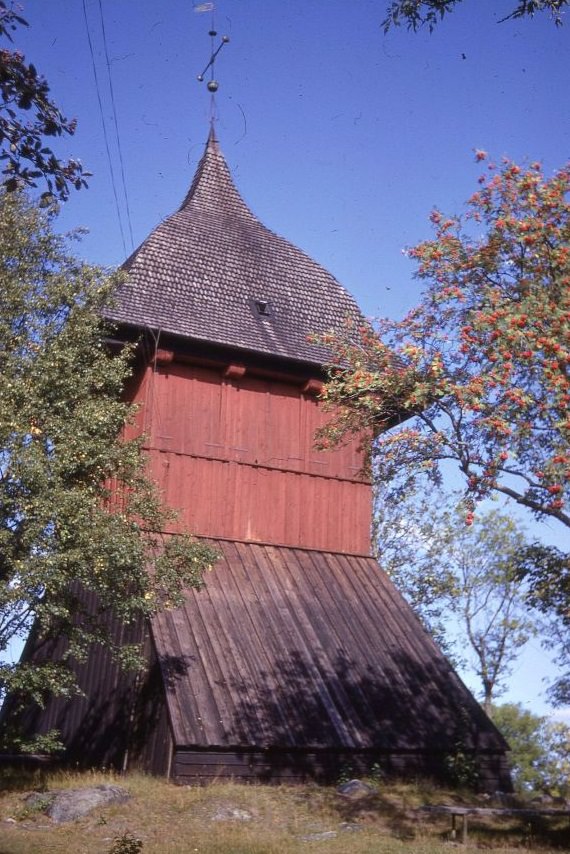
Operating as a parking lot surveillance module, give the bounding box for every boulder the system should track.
[25,784,130,824]
[336,779,375,800]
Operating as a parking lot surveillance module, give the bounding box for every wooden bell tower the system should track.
[11,129,511,790]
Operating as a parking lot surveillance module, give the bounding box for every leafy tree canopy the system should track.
[519,544,570,625]
[516,543,570,705]
[0,191,217,748]
[0,1,88,201]
[383,1,568,32]
[318,157,570,531]
[493,702,570,795]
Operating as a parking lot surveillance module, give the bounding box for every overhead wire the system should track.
[97,0,135,253]
[81,0,129,258]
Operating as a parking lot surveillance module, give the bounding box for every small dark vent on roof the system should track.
[254,299,271,317]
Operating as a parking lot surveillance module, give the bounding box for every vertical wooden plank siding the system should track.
[147,541,511,789]
[170,749,513,788]
[11,592,150,770]
[130,363,371,553]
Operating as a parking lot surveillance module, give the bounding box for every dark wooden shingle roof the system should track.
[107,129,362,366]
[152,540,507,753]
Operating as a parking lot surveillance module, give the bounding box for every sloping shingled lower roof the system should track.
[152,540,507,753]
[107,128,362,366]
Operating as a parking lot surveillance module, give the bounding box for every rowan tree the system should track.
[0,191,216,748]
[0,1,88,200]
[382,0,568,32]
[318,157,570,530]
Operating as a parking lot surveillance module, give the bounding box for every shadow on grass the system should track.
[418,808,570,850]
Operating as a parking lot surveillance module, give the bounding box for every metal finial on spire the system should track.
[197,28,230,93]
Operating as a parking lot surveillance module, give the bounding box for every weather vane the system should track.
[197,27,230,93]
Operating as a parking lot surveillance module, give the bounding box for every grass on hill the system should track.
[0,769,569,853]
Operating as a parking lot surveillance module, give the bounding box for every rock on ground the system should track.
[25,784,130,824]
[210,806,253,822]
[336,779,376,800]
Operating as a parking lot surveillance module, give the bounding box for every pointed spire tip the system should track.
[207,121,218,147]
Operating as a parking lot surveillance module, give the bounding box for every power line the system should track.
[81,0,128,258]
[97,0,135,253]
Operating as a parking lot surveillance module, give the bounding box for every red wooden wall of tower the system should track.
[127,357,372,555]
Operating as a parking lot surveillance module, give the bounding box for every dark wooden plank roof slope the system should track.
[107,128,362,366]
[152,540,507,754]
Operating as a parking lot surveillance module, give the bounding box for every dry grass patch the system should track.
[0,770,568,853]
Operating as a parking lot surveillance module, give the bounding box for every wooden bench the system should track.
[420,804,570,844]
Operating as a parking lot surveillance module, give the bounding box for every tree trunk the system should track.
[483,683,493,719]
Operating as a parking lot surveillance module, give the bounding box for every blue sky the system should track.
[13,1,570,717]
